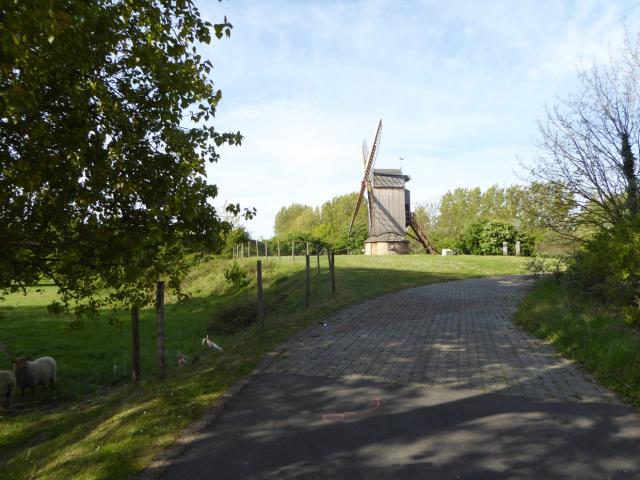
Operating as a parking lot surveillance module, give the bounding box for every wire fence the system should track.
[243,249,337,325]
[232,240,353,260]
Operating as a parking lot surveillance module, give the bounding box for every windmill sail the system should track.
[348,119,383,235]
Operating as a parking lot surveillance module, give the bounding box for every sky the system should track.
[196,0,640,239]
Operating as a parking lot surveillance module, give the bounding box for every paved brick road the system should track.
[156,275,640,480]
[267,276,617,404]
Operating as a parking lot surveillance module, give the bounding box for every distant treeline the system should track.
[222,183,572,256]
[412,183,572,255]
[222,192,368,255]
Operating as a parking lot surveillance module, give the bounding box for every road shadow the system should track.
[156,372,640,480]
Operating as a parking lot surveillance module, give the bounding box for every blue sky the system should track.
[196,0,640,238]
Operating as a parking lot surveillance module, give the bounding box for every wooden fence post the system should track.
[330,251,336,293]
[241,243,244,258]
[306,242,309,256]
[131,305,140,382]
[257,260,265,326]
[316,243,320,274]
[305,255,310,308]
[156,281,166,379]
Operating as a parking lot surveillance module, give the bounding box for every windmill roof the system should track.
[373,169,410,188]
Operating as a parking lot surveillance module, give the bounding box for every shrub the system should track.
[524,254,565,277]
[622,301,640,328]
[456,221,485,254]
[563,222,640,306]
[524,254,548,276]
[456,220,534,255]
[223,262,250,289]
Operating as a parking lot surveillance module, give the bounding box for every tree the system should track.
[436,187,483,244]
[532,32,640,232]
[409,199,440,252]
[221,226,251,258]
[313,192,367,250]
[0,0,251,316]
[273,204,318,237]
[272,194,368,252]
[456,220,534,256]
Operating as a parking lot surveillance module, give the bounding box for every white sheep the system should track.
[13,356,57,397]
[0,370,16,408]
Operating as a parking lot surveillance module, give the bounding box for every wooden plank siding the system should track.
[371,187,407,236]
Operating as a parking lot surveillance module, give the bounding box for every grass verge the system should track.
[515,276,640,407]
[1,254,525,479]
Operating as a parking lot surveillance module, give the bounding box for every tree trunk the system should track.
[131,305,140,382]
[621,132,639,218]
[156,281,166,379]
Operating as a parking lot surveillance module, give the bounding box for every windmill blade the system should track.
[348,182,367,234]
[363,119,382,232]
[349,119,383,235]
[362,119,382,183]
[366,183,374,230]
[361,141,370,170]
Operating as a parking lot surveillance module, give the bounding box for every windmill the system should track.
[348,119,436,255]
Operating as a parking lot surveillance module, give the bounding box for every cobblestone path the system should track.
[267,275,618,404]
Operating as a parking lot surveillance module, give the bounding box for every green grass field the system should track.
[515,276,640,408]
[0,254,526,480]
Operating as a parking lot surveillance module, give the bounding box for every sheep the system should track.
[13,356,57,398]
[0,370,16,408]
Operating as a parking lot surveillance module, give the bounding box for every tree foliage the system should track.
[221,226,251,257]
[457,220,534,256]
[418,184,569,253]
[272,193,368,252]
[313,192,368,250]
[0,0,249,315]
[273,204,318,237]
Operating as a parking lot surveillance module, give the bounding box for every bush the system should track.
[524,254,548,276]
[456,220,534,255]
[524,254,565,277]
[563,222,640,306]
[622,301,640,328]
[456,221,485,254]
[223,262,250,289]
[208,301,258,335]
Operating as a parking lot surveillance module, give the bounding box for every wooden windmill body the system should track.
[348,119,436,255]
